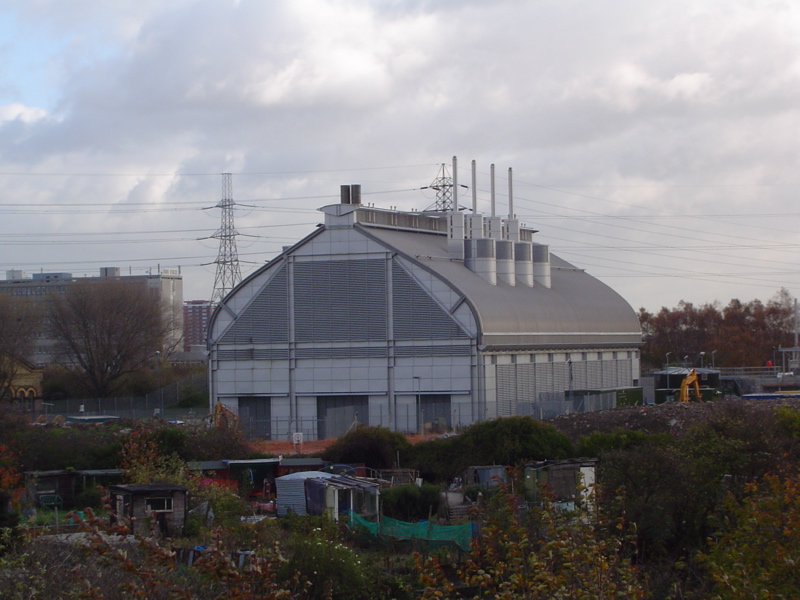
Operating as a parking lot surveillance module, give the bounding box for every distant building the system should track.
[0,267,183,367]
[2,356,43,404]
[183,299,213,350]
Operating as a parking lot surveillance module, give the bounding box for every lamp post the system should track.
[413,376,421,435]
[666,352,672,388]
[699,352,705,369]
[155,350,163,418]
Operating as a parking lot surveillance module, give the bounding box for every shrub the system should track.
[321,426,412,470]
[698,468,800,599]
[380,483,442,522]
[409,416,574,482]
[416,480,646,599]
[280,525,370,600]
[575,428,667,457]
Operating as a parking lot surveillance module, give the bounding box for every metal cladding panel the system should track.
[496,365,516,417]
[360,227,641,347]
[219,266,288,345]
[586,361,602,388]
[538,363,554,395]
[517,363,536,400]
[294,259,387,343]
[392,262,469,341]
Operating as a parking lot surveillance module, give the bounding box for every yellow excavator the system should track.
[678,369,702,403]
[212,402,239,429]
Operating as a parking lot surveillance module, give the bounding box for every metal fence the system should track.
[30,372,209,424]
[238,394,617,442]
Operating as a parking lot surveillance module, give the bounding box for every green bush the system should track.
[75,488,104,510]
[380,483,441,522]
[409,416,574,482]
[321,426,412,470]
[775,405,800,437]
[575,428,668,457]
[280,526,370,600]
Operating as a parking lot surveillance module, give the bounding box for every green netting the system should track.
[348,511,473,552]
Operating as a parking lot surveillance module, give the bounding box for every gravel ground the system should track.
[545,397,800,442]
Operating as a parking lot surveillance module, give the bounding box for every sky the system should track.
[1,0,800,313]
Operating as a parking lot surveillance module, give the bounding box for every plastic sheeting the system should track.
[348,511,474,552]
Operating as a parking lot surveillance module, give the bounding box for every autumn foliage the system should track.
[417,479,647,599]
[638,289,795,369]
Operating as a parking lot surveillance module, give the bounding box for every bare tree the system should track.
[0,295,41,400]
[48,280,179,398]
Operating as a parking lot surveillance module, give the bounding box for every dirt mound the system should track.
[545,398,800,442]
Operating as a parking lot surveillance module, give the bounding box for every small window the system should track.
[146,497,173,512]
[581,352,588,361]
[613,351,618,359]
[510,355,517,364]
[597,352,603,361]
[565,353,571,362]
[548,353,554,363]
[490,356,497,365]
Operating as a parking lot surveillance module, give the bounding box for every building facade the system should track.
[0,267,183,367]
[208,185,641,440]
[183,299,213,350]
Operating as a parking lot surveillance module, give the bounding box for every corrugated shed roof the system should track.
[275,471,336,516]
[359,225,641,348]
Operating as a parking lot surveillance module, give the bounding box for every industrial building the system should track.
[208,164,641,440]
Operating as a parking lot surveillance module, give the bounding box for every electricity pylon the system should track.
[211,173,242,303]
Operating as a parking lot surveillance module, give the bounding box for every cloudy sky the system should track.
[1,0,799,313]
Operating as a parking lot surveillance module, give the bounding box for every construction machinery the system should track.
[212,401,239,429]
[678,369,702,402]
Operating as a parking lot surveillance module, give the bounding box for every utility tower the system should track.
[424,163,455,212]
[211,173,242,303]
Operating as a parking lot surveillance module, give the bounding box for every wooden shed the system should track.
[109,484,188,537]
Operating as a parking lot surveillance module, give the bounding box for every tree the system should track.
[47,279,178,398]
[639,289,795,369]
[0,295,40,401]
[416,481,646,599]
[698,468,800,599]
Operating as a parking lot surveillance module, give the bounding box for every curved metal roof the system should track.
[359,225,641,348]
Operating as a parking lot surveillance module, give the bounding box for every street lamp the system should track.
[413,376,421,435]
[154,350,163,417]
[666,352,672,388]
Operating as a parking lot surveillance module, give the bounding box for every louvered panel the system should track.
[537,363,554,396]
[294,260,387,343]
[617,360,632,386]
[602,360,616,388]
[296,347,389,359]
[217,349,289,361]
[553,363,569,393]
[220,267,288,345]
[585,361,602,388]
[516,363,536,403]
[394,344,472,357]
[496,365,516,417]
[392,262,468,340]
[572,361,588,389]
